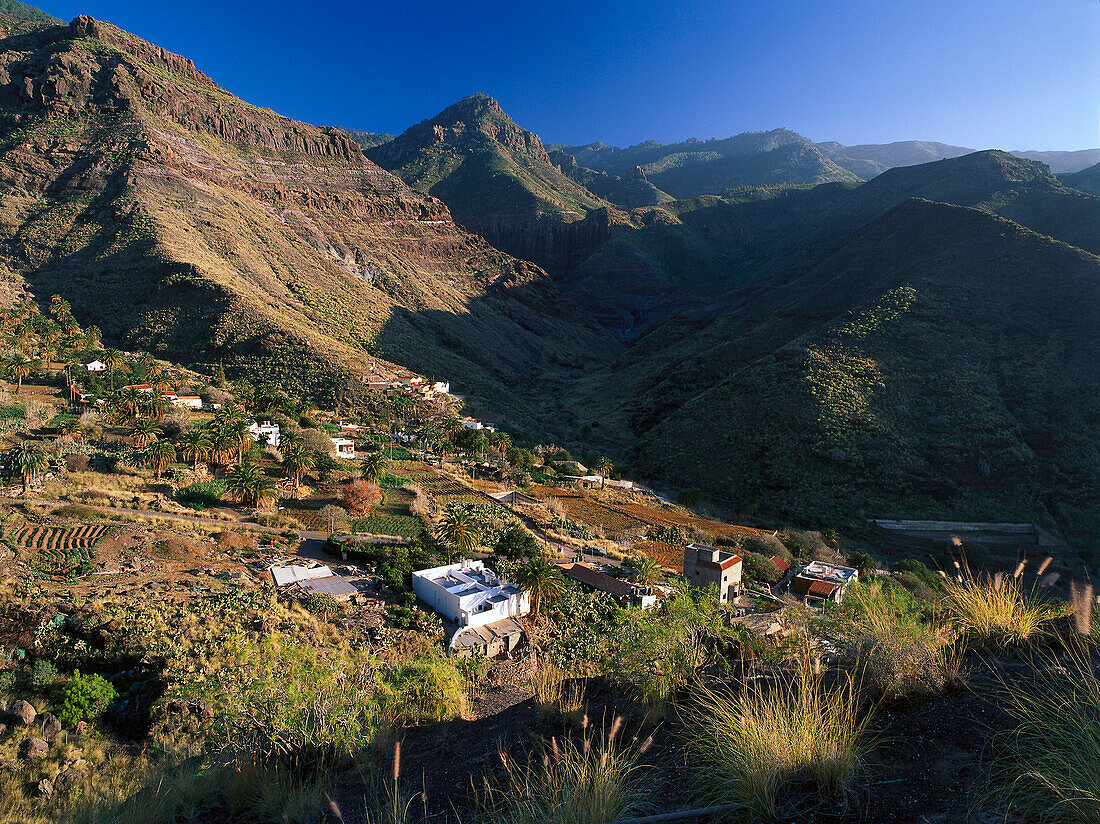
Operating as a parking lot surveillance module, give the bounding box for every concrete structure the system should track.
[412,560,530,632]
[683,543,743,603]
[330,437,356,459]
[246,420,280,448]
[268,560,357,600]
[790,561,858,605]
[172,395,203,409]
[452,616,525,657]
[562,562,658,609]
[268,561,331,587]
[870,519,1066,556]
[85,360,106,372]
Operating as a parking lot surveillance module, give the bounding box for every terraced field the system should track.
[551,497,648,538]
[11,524,110,576]
[633,540,686,572]
[618,504,764,540]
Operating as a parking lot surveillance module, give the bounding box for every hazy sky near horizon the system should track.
[38,0,1100,150]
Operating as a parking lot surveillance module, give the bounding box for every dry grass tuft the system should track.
[683,666,873,822]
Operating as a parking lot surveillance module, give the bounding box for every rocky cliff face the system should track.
[0,16,615,409]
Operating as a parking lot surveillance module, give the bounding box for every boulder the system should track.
[0,723,7,736]
[20,737,48,760]
[11,700,36,726]
[39,712,61,739]
[54,768,84,793]
[35,777,53,798]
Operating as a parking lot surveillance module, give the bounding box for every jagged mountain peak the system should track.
[371,92,550,168]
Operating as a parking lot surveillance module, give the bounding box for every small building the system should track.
[451,616,525,658]
[432,381,450,394]
[790,561,858,605]
[173,395,203,409]
[85,360,106,373]
[412,560,530,634]
[330,437,356,459]
[247,420,280,448]
[562,562,658,609]
[771,556,792,575]
[683,543,743,603]
[120,384,155,393]
[268,560,357,601]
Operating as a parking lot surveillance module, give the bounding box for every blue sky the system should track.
[35,0,1100,150]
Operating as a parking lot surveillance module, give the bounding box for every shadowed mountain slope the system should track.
[364,94,611,271]
[1060,163,1100,196]
[571,199,1100,550]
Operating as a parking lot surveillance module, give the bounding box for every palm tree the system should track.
[208,430,235,474]
[436,504,482,560]
[82,325,101,349]
[146,394,173,422]
[177,429,211,470]
[7,441,49,495]
[103,348,126,391]
[359,449,386,482]
[594,456,614,489]
[139,353,162,380]
[116,387,143,422]
[627,553,660,587]
[282,442,315,491]
[145,438,176,480]
[280,430,304,452]
[130,419,162,449]
[512,557,567,619]
[58,417,84,440]
[5,352,33,394]
[224,461,276,509]
[225,418,251,465]
[491,432,513,461]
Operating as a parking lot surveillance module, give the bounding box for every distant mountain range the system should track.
[0,4,1097,559]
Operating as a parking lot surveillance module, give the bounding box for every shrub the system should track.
[384,655,466,723]
[342,478,382,518]
[943,568,1057,646]
[478,722,653,824]
[990,647,1100,824]
[742,551,781,584]
[30,658,59,690]
[684,669,872,821]
[59,670,117,726]
[743,533,791,565]
[302,592,343,620]
[824,580,959,699]
[176,479,227,510]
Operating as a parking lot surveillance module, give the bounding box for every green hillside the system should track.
[557,129,859,197]
[0,0,60,24]
[579,200,1100,553]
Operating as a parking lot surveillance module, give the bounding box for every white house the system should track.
[85,360,106,373]
[431,381,450,394]
[412,560,530,630]
[330,437,356,459]
[246,420,280,448]
[173,395,203,409]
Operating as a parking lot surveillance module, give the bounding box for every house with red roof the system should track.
[683,543,743,603]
